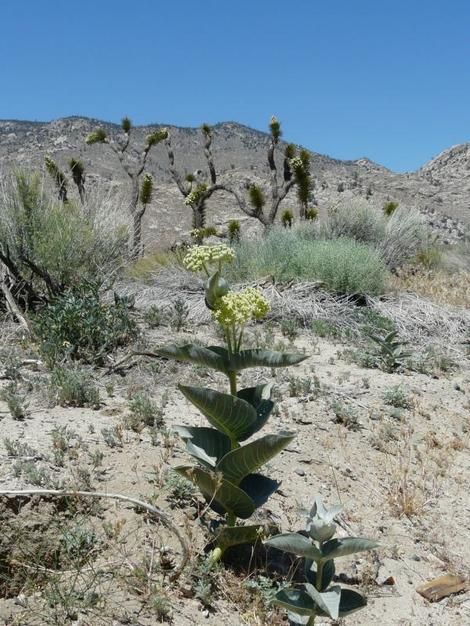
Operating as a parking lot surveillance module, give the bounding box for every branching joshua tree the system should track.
[239,117,312,225]
[165,117,312,231]
[85,117,167,258]
[164,123,223,234]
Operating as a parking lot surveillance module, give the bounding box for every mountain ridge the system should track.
[0,117,468,247]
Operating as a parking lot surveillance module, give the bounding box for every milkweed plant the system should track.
[157,244,307,561]
[265,497,378,624]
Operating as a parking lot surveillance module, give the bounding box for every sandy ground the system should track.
[0,309,469,625]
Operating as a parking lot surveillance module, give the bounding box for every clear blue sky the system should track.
[1,0,469,172]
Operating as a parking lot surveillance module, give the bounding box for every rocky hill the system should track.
[0,117,468,248]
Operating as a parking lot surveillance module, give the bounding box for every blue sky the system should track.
[1,0,469,172]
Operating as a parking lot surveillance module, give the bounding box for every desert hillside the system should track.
[0,117,467,247]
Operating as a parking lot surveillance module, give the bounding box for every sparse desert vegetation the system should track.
[0,118,469,626]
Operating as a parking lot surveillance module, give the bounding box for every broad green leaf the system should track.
[173,426,231,465]
[174,466,255,519]
[305,583,341,619]
[305,558,335,591]
[321,537,379,561]
[217,431,295,483]
[338,589,367,616]
[272,588,315,616]
[155,344,227,373]
[215,524,263,552]
[179,385,257,441]
[228,349,307,373]
[185,442,217,468]
[237,383,275,439]
[205,271,230,309]
[239,473,280,508]
[264,533,322,560]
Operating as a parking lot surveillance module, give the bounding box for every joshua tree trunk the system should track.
[131,208,145,260]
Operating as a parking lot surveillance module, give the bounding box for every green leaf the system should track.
[338,589,367,616]
[215,524,263,552]
[305,558,335,591]
[173,426,231,465]
[158,344,308,376]
[272,588,315,616]
[238,474,280,508]
[228,349,307,373]
[174,466,255,519]
[217,431,295,483]
[185,442,217,468]
[237,383,275,439]
[156,344,228,373]
[205,272,230,309]
[305,583,341,619]
[179,385,257,441]
[264,533,322,561]
[321,537,379,561]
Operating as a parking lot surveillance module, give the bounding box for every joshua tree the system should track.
[69,158,86,204]
[166,117,312,230]
[222,117,312,226]
[45,157,68,203]
[85,117,167,258]
[45,157,88,206]
[164,123,223,232]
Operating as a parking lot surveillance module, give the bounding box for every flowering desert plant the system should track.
[265,497,378,624]
[157,244,307,561]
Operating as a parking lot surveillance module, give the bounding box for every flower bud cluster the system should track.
[212,287,270,328]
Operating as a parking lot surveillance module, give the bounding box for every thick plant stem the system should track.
[228,371,237,396]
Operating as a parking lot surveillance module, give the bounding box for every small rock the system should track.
[295,468,306,477]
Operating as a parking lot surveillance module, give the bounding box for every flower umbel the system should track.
[183,245,235,274]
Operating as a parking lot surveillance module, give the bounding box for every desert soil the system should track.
[0,285,469,626]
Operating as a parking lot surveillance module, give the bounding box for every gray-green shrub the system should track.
[0,172,126,307]
[228,230,388,295]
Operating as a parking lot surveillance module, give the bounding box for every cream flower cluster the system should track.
[184,184,207,206]
[183,245,235,272]
[290,156,304,171]
[212,287,270,328]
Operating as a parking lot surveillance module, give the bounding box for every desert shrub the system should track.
[35,282,138,366]
[0,172,126,307]
[49,365,100,408]
[415,245,442,269]
[377,206,427,268]
[229,230,388,295]
[313,202,427,270]
[321,200,385,244]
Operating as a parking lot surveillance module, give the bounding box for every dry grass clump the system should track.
[391,268,470,307]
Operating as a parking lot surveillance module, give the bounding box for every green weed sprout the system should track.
[265,497,378,624]
[157,244,307,562]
